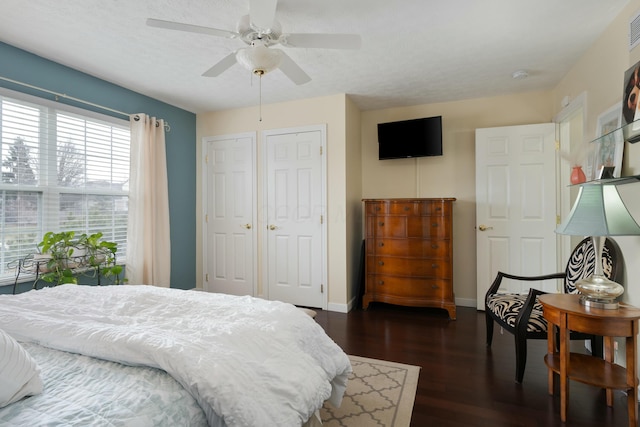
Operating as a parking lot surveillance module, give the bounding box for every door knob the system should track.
[242,224,252,229]
[478,224,493,231]
[268,224,278,230]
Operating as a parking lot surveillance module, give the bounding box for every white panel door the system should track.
[203,133,256,296]
[264,126,325,308]
[475,123,558,309]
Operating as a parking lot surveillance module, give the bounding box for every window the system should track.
[0,90,130,284]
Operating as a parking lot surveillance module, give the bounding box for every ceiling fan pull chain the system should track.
[258,71,263,122]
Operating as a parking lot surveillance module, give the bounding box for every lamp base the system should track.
[575,274,623,310]
[578,295,619,309]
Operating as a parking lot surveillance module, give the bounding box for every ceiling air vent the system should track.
[630,10,640,51]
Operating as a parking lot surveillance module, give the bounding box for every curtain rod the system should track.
[0,75,170,132]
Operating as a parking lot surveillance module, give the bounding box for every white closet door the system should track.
[263,126,326,308]
[203,133,256,296]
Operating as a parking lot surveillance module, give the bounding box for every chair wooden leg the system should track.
[515,333,527,383]
[486,312,494,347]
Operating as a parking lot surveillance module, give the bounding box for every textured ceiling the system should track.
[0,0,630,114]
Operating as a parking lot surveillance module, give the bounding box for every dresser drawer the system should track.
[406,216,451,238]
[367,238,451,258]
[366,216,451,239]
[367,274,453,300]
[366,216,406,238]
[419,200,452,217]
[367,200,451,217]
[366,255,452,278]
[388,202,420,215]
[366,202,389,215]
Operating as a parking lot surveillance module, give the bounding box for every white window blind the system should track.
[0,91,130,283]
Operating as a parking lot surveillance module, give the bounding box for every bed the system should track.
[0,284,351,426]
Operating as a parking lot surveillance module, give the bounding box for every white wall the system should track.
[552,0,640,367]
[552,0,640,306]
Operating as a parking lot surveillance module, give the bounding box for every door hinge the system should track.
[555,141,560,150]
[320,146,323,155]
[320,215,323,224]
[205,273,209,282]
[321,283,324,293]
[205,154,209,164]
[205,214,208,223]
[556,215,561,225]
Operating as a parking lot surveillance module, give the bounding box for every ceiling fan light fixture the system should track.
[236,41,282,75]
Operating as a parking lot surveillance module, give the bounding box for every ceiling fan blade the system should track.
[202,53,238,77]
[146,18,239,39]
[249,0,278,32]
[282,33,362,49]
[278,52,311,85]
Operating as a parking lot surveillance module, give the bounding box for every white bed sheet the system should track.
[0,285,351,427]
[0,341,207,426]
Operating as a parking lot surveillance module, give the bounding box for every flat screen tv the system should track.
[377,116,442,160]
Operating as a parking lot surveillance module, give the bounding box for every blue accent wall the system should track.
[0,42,197,292]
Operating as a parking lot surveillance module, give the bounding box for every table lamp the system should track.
[556,177,640,309]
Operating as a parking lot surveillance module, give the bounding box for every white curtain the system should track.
[126,114,171,287]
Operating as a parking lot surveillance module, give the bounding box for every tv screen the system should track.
[377,116,442,160]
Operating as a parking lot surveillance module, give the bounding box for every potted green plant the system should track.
[36,231,123,285]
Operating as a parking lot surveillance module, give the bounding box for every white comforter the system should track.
[0,285,351,427]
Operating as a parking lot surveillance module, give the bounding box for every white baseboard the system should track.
[327,301,349,313]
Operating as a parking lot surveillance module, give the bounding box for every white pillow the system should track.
[0,328,43,407]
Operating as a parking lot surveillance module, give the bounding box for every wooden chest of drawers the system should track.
[362,198,456,319]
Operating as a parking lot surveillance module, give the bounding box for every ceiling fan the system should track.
[146,0,362,85]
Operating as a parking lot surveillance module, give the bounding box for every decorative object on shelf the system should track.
[555,177,640,308]
[593,103,624,180]
[596,165,615,179]
[570,166,586,184]
[560,140,592,183]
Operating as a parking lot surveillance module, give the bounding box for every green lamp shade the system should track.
[556,183,640,236]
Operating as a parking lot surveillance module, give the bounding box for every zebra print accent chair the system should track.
[485,237,622,383]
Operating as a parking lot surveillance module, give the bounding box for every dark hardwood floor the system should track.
[314,303,636,427]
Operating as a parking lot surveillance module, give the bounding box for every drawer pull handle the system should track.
[432,263,438,268]
[379,221,384,226]
[431,244,438,249]
[432,284,439,289]
[432,223,439,227]
[375,206,381,211]
[435,207,442,211]
[378,261,384,266]
[379,280,384,285]
[379,242,384,247]
[404,206,410,211]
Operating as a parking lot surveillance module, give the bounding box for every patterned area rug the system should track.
[321,355,420,427]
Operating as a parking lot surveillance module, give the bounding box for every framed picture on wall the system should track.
[622,60,640,125]
[592,103,623,179]
[621,60,640,143]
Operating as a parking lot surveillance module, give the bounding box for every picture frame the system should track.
[622,59,640,125]
[591,103,623,180]
[597,166,615,180]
